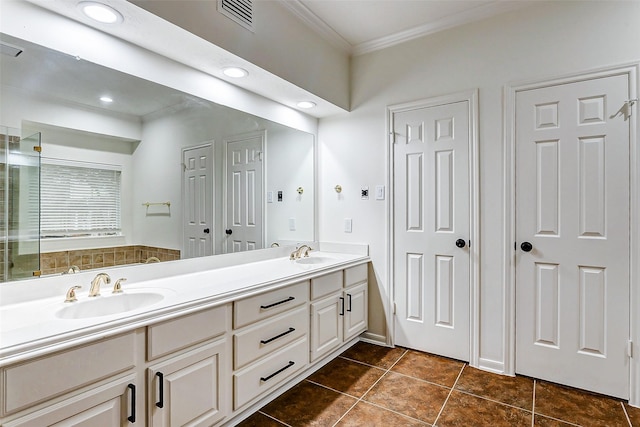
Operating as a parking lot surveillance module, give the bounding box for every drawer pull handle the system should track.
[127,383,136,423]
[261,327,296,345]
[339,296,345,316]
[260,361,295,382]
[347,293,352,312]
[156,372,164,408]
[260,296,295,310]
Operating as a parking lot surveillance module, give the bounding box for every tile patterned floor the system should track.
[238,342,639,426]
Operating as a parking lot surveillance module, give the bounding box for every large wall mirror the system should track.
[0,34,315,282]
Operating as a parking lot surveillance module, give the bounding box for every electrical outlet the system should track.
[361,186,369,200]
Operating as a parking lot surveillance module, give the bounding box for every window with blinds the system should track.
[40,160,122,238]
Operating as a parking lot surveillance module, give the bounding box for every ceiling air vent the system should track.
[217,0,254,32]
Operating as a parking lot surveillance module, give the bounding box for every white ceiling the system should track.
[283,0,534,55]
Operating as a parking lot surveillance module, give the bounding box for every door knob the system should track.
[225,229,232,235]
[203,228,210,234]
[455,239,466,248]
[520,242,533,252]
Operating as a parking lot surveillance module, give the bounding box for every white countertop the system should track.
[0,249,369,366]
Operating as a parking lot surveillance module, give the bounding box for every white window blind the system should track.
[40,160,121,238]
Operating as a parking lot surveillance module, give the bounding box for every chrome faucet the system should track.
[290,245,312,260]
[89,273,111,297]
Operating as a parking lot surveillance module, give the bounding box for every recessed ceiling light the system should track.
[222,67,249,78]
[78,2,123,24]
[297,101,316,109]
[100,96,113,103]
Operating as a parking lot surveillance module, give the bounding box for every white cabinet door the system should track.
[4,375,138,427]
[310,293,343,362]
[344,282,368,341]
[148,339,228,427]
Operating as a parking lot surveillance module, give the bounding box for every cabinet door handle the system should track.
[260,296,295,310]
[127,383,136,423]
[155,372,164,408]
[339,297,345,316]
[347,293,352,312]
[260,361,295,382]
[260,327,296,344]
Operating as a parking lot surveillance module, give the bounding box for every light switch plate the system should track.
[289,218,296,231]
[267,191,274,203]
[375,185,385,200]
[344,218,352,233]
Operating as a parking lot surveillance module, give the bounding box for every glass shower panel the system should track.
[5,131,41,281]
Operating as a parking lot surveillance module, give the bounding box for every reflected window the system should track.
[40,160,122,238]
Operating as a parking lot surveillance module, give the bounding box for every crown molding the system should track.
[278,0,353,54]
[352,1,531,56]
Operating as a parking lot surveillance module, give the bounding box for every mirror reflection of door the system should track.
[224,131,265,253]
[182,143,213,258]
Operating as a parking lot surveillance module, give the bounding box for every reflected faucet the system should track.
[290,245,312,260]
[89,273,111,297]
[62,265,80,275]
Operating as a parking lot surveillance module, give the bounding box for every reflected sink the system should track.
[56,290,171,319]
[295,256,334,265]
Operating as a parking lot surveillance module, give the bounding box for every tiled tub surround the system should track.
[40,245,180,275]
[241,341,640,427]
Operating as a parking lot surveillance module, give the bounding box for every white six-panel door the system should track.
[393,100,471,361]
[515,74,630,398]
[182,144,213,259]
[225,132,264,253]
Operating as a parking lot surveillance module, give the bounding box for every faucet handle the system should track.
[112,278,127,294]
[65,285,82,303]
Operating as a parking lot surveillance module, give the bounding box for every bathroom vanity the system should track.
[0,246,369,426]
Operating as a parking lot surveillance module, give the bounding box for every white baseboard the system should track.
[478,357,506,375]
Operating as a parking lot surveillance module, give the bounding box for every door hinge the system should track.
[628,340,633,358]
[32,270,41,277]
[33,146,41,153]
[389,131,396,144]
[393,301,397,315]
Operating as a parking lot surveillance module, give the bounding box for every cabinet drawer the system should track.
[3,332,137,415]
[344,264,367,288]
[310,271,342,300]
[233,337,308,410]
[233,306,308,370]
[234,281,308,329]
[147,304,229,360]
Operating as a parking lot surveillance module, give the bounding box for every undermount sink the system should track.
[55,289,171,319]
[295,256,334,265]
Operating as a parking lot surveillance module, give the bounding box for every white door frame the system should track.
[503,63,639,406]
[222,130,267,252]
[387,89,480,366]
[181,141,214,258]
